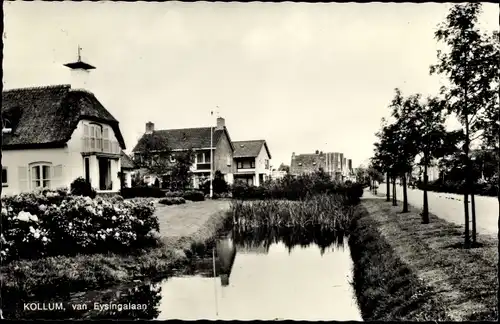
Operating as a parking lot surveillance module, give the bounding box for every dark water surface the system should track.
[5,227,362,320]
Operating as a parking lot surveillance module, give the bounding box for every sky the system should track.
[3,2,499,168]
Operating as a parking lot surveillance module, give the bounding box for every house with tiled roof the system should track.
[132,117,235,188]
[1,56,130,195]
[232,140,272,186]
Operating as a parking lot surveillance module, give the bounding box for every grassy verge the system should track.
[1,209,232,304]
[349,198,498,321]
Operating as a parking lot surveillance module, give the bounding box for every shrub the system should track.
[70,177,96,198]
[1,189,159,263]
[158,197,186,205]
[231,172,364,204]
[182,190,205,202]
[200,171,229,195]
[164,191,184,198]
[120,187,165,198]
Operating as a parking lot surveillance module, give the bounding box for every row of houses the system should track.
[0,55,273,196]
[133,118,273,189]
[289,151,354,181]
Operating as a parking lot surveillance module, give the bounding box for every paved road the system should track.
[376,184,498,236]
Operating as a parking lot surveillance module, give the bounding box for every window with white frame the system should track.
[2,167,7,187]
[30,163,52,189]
[83,123,103,152]
[196,152,208,164]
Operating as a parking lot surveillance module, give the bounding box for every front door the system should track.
[98,158,112,190]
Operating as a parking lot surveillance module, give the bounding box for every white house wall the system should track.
[255,145,271,185]
[1,119,123,196]
[2,148,69,196]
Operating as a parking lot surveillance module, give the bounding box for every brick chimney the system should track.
[216,117,225,130]
[145,122,154,134]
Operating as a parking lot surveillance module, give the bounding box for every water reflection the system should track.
[5,226,362,320]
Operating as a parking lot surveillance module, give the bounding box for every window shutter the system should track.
[51,165,63,189]
[103,127,110,152]
[18,166,28,192]
[83,123,90,151]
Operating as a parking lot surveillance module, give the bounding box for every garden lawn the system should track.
[352,195,498,321]
[1,199,232,302]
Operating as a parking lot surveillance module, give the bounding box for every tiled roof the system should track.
[233,140,271,159]
[132,127,234,152]
[290,153,326,174]
[120,151,136,169]
[1,85,126,149]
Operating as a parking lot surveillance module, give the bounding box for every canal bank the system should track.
[1,200,233,319]
[349,195,498,321]
[10,225,363,320]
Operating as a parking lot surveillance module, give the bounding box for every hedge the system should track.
[1,189,160,263]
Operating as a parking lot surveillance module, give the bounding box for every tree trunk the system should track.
[386,173,391,202]
[392,176,398,206]
[471,189,477,245]
[402,173,409,213]
[422,162,430,224]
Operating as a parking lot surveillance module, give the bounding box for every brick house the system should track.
[132,117,235,189]
[290,150,354,181]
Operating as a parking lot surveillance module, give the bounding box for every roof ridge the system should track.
[233,139,265,143]
[154,126,213,132]
[3,84,71,93]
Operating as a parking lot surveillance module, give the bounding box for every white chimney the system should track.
[63,46,95,90]
[145,122,154,134]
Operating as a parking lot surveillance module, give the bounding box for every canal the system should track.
[6,227,362,320]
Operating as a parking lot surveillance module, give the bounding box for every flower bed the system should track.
[158,197,186,205]
[1,189,160,263]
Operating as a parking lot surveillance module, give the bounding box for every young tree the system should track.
[133,133,172,184]
[430,3,496,246]
[404,95,458,223]
[170,148,195,190]
[375,121,400,206]
[390,89,421,213]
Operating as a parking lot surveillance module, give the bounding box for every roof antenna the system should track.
[77,45,82,62]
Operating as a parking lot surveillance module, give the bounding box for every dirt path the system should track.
[361,193,498,321]
[154,199,231,238]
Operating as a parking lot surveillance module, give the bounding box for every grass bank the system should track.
[1,208,232,309]
[349,197,498,321]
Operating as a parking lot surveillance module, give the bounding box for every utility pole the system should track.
[210,111,214,199]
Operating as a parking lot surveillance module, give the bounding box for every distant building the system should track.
[290,150,353,181]
[271,170,287,180]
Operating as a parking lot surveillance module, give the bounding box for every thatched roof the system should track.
[132,127,234,152]
[233,140,271,159]
[1,85,126,149]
